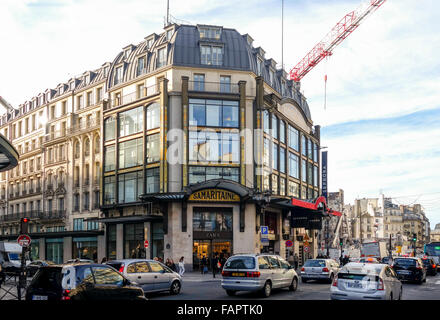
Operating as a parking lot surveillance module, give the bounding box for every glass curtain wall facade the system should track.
[103,102,160,205]
[263,112,319,199]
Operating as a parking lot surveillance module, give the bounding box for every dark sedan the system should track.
[392,257,426,284]
[422,257,437,276]
[26,260,56,278]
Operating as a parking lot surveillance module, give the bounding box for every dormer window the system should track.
[124,50,130,59]
[104,66,109,77]
[166,29,173,41]
[269,70,274,86]
[147,39,154,50]
[199,27,221,40]
[157,48,167,68]
[59,86,64,95]
[137,56,146,76]
[85,75,90,85]
[200,45,223,66]
[70,81,75,90]
[114,66,123,85]
[257,58,263,76]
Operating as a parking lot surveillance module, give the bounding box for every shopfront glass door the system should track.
[193,240,231,271]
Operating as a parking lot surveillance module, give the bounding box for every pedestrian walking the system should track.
[100,257,108,264]
[211,254,219,278]
[178,256,185,276]
[201,256,208,274]
[170,259,177,272]
[293,253,299,270]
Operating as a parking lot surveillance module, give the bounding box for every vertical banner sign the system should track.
[322,151,328,201]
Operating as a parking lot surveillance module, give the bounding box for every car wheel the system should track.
[398,287,402,300]
[389,293,393,301]
[261,281,272,298]
[423,276,426,283]
[289,277,298,292]
[226,290,236,296]
[170,280,181,295]
[301,278,307,283]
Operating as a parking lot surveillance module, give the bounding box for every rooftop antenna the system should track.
[281,0,284,70]
[166,0,170,26]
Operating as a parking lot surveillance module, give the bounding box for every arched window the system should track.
[94,135,100,153]
[84,138,90,156]
[75,141,80,158]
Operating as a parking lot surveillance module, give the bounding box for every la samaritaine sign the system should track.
[189,189,240,202]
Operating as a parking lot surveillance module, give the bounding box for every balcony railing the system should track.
[68,117,99,135]
[105,84,159,111]
[40,210,66,220]
[44,129,66,142]
[188,81,239,94]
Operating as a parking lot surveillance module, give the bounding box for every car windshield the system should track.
[224,257,256,269]
[394,259,416,266]
[304,260,326,267]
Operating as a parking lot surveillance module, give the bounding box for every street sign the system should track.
[304,246,310,253]
[261,238,269,246]
[260,226,268,236]
[304,234,310,241]
[286,240,293,247]
[144,240,149,248]
[17,234,31,247]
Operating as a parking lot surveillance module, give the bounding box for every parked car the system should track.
[26,260,56,278]
[391,257,426,284]
[221,254,298,298]
[421,257,437,276]
[25,262,146,301]
[330,262,402,300]
[300,259,340,283]
[105,259,182,295]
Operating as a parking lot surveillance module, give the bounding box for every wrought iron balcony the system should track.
[105,84,159,111]
[188,81,239,94]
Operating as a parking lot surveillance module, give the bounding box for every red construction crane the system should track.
[289,0,387,82]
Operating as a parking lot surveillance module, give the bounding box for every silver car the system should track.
[106,259,182,295]
[330,262,402,300]
[300,259,340,283]
[221,254,299,298]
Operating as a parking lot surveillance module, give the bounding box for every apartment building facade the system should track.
[0,65,106,264]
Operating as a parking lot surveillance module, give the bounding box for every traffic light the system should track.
[20,217,30,235]
[412,233,417,242]
[339,238,344,246]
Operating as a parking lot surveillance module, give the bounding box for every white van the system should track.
[0,242,31,272]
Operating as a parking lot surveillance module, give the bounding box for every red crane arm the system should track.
[289,0,387,82]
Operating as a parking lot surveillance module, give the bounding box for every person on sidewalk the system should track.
[178,256,185,276]
[201,256,208,274]
[211,254,218,278]
[293,253,299,270]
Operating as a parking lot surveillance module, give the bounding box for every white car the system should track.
[330,262,402,300]
[105,259,182,295]
[221,254,299,298]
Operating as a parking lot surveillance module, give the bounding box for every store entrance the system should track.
[193,240,231,271]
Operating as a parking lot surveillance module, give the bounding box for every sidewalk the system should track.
[180,271,223,282]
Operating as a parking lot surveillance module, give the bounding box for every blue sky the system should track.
[0,0,439,226]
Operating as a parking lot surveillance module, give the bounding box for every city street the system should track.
[146,273,440,300]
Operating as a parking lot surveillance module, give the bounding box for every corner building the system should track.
[101,24,322,270]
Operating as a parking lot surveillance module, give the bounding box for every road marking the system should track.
[435,280,440,285]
